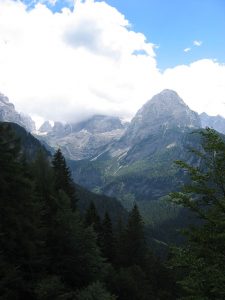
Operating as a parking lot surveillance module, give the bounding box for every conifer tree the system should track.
[170,128,225,299]
[52,148,77,209]
[121,203,147,267]
[41,152,105,292]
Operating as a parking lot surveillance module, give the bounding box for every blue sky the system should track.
[102,0,225,69]
[1,0,225,124]
[21,0,225,70]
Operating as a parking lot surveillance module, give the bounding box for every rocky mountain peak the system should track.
[138,89,193,119]
[122,89,201,145]
[0,92,35,132]
[150,89,185,106]
[73,115,124,134]
[39,121,53,133]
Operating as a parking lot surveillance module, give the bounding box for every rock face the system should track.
[123,89,200,145]
[200,112,225,134]
[0,93,35,132]
[36,115,125,160]
[39,121,52,133]
[69,90,202,205]
[72,115,124,133]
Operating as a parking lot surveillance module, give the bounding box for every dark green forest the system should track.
[1,122,225,299]
[0,123,175,299]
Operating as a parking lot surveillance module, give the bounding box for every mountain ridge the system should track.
[0,93,35,132]
[65,90,204,209]
[200,112,225,134]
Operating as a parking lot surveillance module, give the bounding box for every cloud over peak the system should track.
[0,0,224,124]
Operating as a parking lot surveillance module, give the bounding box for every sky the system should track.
[0,0,225,128]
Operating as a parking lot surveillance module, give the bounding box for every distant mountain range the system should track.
[1,89,225,211]
[67,90,203,206]
[37,115,125,160]
[1,90,224,246]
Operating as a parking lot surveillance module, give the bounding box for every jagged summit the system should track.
[39,121,53,133]
[0,93,35,132]
[122,89,201,145]
[36,114,125,160]
[200,112,225,134]
[73,115,124,134]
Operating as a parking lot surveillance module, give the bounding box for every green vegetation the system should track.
[170,128,225,299]
[3,122,225,299]
[0,123,175,299]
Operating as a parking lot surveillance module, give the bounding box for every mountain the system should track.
[0,90,209,248]
[122,89,200,145]
[200,112,225,134]
[69,90,202,210]
[36,115,125,160]
[0,93,35,132]
[39,120,52,133]
[0,121,127,223]
[0,122,49,161]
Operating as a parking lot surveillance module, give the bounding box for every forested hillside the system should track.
[0,122,175,299]
[1,121,225,299]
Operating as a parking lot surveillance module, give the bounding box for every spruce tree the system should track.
[41,150,105,293]
[52,148,77,209]
[122,203,147,267]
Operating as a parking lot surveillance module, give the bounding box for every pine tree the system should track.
[37,151,106,293]
[45,191,104,290]
[52,148,77,209]
[170,128,225,299]
[121,203,147,268]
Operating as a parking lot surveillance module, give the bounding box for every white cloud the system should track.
[162,59,225,116]
[193,40,202,47]
[184,47,191,53]
[0,0,224,126]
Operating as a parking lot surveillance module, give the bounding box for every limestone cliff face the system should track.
[0,93,35,132]
[69,90,203,203]
[122,89,200,145]
[36,115,125,160]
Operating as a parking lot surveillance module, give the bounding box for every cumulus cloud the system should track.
[0,0,224,127]
[162,59,225,116]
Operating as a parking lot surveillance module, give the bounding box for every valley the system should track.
[1,89,225,230]
[1,89,225,299]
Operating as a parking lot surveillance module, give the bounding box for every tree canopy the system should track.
[170,128,225,299]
